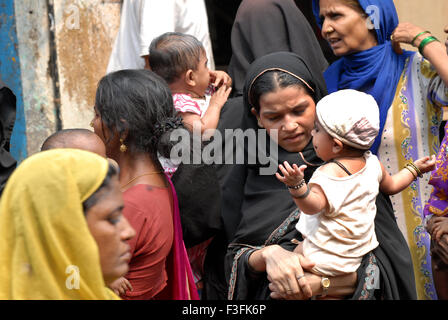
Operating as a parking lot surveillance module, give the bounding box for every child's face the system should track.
[192,50,210,96]
[311,120,335,161]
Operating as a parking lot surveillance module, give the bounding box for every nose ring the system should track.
[327,26,335,33]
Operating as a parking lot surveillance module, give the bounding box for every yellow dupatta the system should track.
[0,149,119,300]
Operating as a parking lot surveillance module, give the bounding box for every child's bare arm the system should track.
[276,161,328,215]
[379,155,436,195]
[201,85,231,134]
[180,85,232,138]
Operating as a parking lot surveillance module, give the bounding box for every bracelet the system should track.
[418,36,439,56]
[406,162,423,178]
[411,30,431,46]
[407,162,423,178]
[404,165,417,180]
[291,183,311,199]
[287,179,305,190]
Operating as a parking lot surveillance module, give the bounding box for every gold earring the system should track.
[120,138,127,153]
[89,120,94,128]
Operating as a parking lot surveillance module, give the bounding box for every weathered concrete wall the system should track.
[53,0,121,131]
[14,1,56,156]
[10,0,121,157]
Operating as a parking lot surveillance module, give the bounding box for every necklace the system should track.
[120,171,163,190]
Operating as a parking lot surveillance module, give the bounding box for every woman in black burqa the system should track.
[222,52,417,300]
[226,0,330,98]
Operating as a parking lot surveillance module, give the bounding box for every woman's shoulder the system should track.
[123,184,171,213]
[408,51,439,79]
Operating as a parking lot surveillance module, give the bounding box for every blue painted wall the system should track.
[0,1,27,162]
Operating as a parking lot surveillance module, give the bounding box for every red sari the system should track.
[121,175,198,300]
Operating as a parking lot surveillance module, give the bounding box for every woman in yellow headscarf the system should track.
[0,148,135,299]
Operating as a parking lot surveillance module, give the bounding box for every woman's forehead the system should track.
[260,86,311,107]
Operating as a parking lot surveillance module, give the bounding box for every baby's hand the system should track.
[108,276,133,297]
[414,155,436,174]
[209,84,232,110]
[209,70,232,88]
[276,161,307,187]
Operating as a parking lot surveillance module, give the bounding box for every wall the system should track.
[395,0,447,51]
[14,1,56,158]
[6,0,121,158]
[53,0,121,131]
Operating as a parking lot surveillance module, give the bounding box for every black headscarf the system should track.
[203,52,326,300]
[0,80,17,197]
[227,0,329,97]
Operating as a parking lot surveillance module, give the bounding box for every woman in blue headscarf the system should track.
[312,0,448,299]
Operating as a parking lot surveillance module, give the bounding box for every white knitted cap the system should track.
[316,89,380,150]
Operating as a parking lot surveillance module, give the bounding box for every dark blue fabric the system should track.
[312,0,415,154]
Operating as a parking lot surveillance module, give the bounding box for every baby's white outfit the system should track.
[296,151,382,276]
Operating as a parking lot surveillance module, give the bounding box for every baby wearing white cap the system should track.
[276,89,436,299]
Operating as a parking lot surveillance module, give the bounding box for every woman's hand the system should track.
[260,245,315,300]
[391,22,427,46]
[269,271,358,300]
[427,216,448,269]
[427,215,445,234]
[431,234,448,269]
[209,70,232,88]
[276,162,307,187]
[108,276,133,296]
[269,271,321,300]
[428,216,448,243]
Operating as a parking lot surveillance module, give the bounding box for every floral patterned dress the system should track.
[377,52,448,300]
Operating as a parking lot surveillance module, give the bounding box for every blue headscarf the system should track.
[312,0,415,154]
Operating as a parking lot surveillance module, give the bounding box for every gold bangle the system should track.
[405,162,422,178]
[404,165,417,180]
[407,162,423,178]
